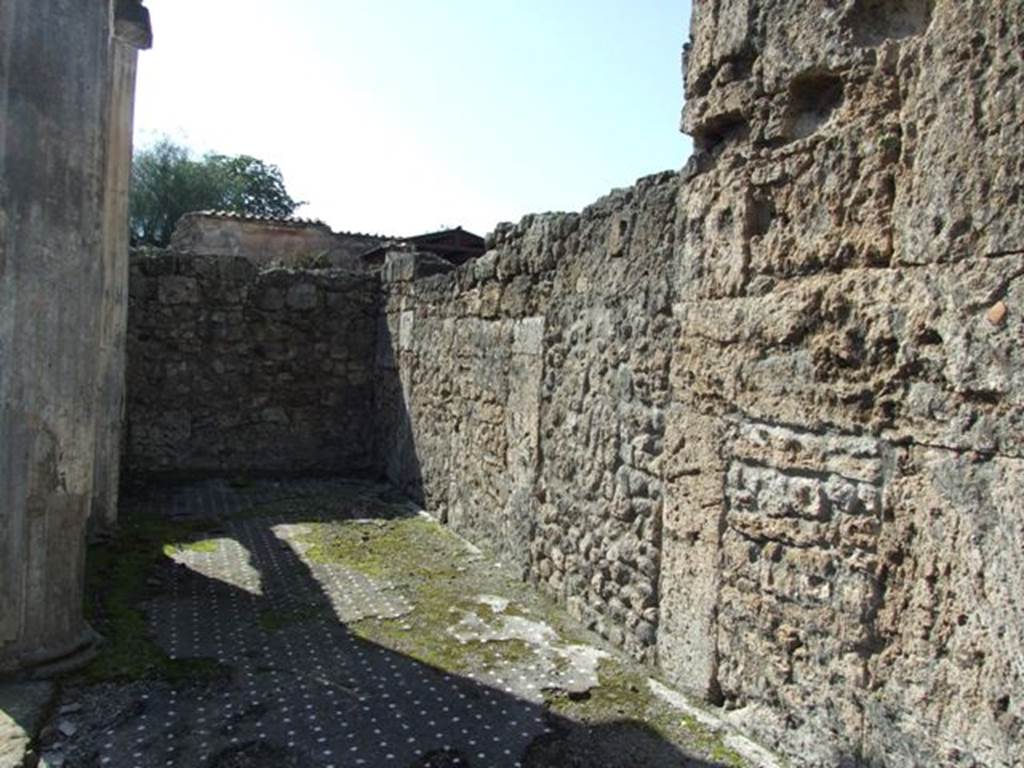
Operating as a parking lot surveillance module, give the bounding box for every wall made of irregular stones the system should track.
[125,252,378,478]
[669,1,1023,764]
[377,172,679,663]
[374,2,1023,764]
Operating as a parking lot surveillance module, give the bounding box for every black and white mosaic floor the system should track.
[33,480,772,768]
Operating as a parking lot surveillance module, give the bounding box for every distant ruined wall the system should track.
[125,252,378,478]
[170,213,384,271]
[374,1,1023,765]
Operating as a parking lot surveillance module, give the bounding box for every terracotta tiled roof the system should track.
[188,210,395,239]
[191,210,331,229]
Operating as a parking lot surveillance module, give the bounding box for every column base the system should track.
[1,626,102,681]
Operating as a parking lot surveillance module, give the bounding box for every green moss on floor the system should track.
[162,538,220,556]
[471,638,535,669]
[74,510,228,685]
[300,516,545,676]
[679,715,748,767]
[303,517,462,579]
[542,658,749,767]
[544,658,653,723]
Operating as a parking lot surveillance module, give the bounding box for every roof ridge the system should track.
[190,210,330,228]
[186,210,400,240]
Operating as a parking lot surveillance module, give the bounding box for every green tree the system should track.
[129,139,302,246]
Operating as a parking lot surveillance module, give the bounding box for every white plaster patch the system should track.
[512,316,544,356]
[398,310,414,352]
[448,599,609,702]
[476,595,511,613]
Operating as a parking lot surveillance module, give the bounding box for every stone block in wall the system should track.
[285,281,320,311]
[714,421,891,764]
[893,1,1024,265]
[398,310,415,353]
[382,251,455,283]
[502,316,545,576]
[157,275,199,305]
[657,408,727,701]
[256,285,285,311]
[678,67,901,300]
[673,253,1024,459]
[864,448,1024,767]
[512,316,544,357]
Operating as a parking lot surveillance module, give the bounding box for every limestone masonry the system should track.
[126,253,378,477]
[5,1,1023,766]
[123,1,1023,764]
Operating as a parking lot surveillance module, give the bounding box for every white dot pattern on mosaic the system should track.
[88,480,551,767]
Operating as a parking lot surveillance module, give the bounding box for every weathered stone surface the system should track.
[375,173,679,661]
[125,253,378,476]
[864,450,1024,766]
[91,4,151,530]
[657,409,726,701]
[115,2,1022,765]
[666,1,1023,764]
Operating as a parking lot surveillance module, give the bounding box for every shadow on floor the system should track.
[61,479,735,768]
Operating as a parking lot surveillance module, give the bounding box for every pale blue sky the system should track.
[134,1,694,237]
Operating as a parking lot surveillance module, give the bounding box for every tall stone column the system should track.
[0,0,149,675]
[92,0,153,530]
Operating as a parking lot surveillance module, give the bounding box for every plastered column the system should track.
[92,0,152,529]
[0,0,148,675]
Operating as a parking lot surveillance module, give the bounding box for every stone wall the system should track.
[670,1,1023,764]
[377,174,679,665]
[125,252,378,478]
[117,1,1021,763]
[373,1,1023,764]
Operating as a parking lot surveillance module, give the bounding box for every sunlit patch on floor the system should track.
[46,478,775,767]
